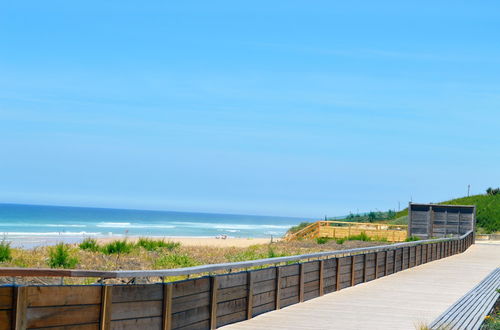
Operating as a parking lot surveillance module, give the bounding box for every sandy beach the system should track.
[96,236,275,248]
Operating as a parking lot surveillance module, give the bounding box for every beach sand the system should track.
[96,236,275,248]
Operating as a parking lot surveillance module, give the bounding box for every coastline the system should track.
[96,236,275,248]
[6,234,276,249]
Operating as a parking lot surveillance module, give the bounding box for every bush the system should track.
[154,254,198,269]
[287,222,313,234]
[405,236,420,242]
[0,239,12,262]
[48,243,78,269]
[316,237,331,244]
[101,240,134,255]
[336,238,346,244]
[79,238,99,252]
[267,246,287,258]
[347,232,371,241]
[137,238,180,251]
[486,187,500,196]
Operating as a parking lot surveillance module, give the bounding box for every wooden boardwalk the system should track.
[222,243,500,330]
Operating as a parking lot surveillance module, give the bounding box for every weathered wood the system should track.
[319,260,324,296]
[0,287,13,310]
[27,285,101,307]
[112,301,162,320]
[171,305,210,329]
[27,304,101,328]
[299,264,305,302]
[112,316,161,329]
[14,286,27,330]
[163,283,173,330]
[112,284,162,303]
[100,285,112,330]
[171,291,210,314]
[210,276,218,330]
[275,267,281,310]
[247,272,253,320]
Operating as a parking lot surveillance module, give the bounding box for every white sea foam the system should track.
[96,222,175,229]
[0,231,103,237]
[170,222,291,230]
[45,224,87,228]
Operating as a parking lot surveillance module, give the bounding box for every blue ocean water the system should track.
[0,204,305,247]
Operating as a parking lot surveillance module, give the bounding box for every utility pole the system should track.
[467,184,470,197]
[398,201,400,212]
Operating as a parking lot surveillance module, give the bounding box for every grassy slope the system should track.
[393,194,500,233]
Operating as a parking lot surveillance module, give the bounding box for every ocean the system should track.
[0,204,305,247]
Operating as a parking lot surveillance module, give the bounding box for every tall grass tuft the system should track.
[136,238,180,251]
[48,243,78,269]
[405,236,420,242]
[101,240,134,255]
[347,232,371,241]
[0,239,12,262]
[154,253,198,269]
[79,238,100,252]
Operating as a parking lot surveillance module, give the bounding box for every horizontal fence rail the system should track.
[0,231,470,279]
[0,231,474,329]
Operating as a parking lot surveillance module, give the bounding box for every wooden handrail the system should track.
[0,231,473,279]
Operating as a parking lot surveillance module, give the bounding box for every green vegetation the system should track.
[48,243,78,269]
[396,192,500,233]
[153,254,198,269]
[287,222,313,234]
[0,239,12,262]
[482,294,500,330]
[101,239,134,255]
[405,236,420,242]
[79,238,99,252]
[340,210,397,223]
[136,238,180,251]
[316,232,378,244]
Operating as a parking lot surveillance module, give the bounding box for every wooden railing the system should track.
[0,231,474,329]
[285,220,408,242]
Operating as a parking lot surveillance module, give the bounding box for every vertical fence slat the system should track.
[362,255,367,283]
[247,272,253,320]
[275,267,281,310]
[14,286,27,330]
[299,263,305,302]
[374,253,378,279]
[162,283,173,330]
[384,251,388,276]
[350,256,355,286]
[100,285,112,330]
[393,249,397,273]
[336,258,341,291]
[210,276,218,330]
[319,260,324,296]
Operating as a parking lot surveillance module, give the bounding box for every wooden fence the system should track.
[0,231,474,330]
[285,221,408,242]
[408,203,476,239]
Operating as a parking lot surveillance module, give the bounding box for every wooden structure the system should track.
[408,203,476,239]
[429,267,500,330]
[0,231,474,329]
[285,221,408,242]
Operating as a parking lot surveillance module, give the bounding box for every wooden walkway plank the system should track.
[222,244,500,330]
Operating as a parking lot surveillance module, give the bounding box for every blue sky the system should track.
[1,1,500,217]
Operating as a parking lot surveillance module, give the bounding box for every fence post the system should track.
[275,267,281,310]
[162,283,173,330]
[336,258,341,291]
[14,286,28,330]
[319,260,324,296]
[247,272,253,320]
[100,285,112,330]
[299,264,305,302]
[210,276,218,330]
[350,256,355,286]
[384,251,389,276]
[374,253,378,279]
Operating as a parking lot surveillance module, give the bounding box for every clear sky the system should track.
[1,1,499,218]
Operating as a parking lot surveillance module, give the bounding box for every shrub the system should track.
[0,239,12,262]
[287,222,313,234]
[405,236,420,242]
[101,240,134,255]
[267,246,287,258]
[347,232,371,241]
[336,238,346,244]
[154,253,198,269]
[316,237,331,244]
[79,238,100,252]
[48,243,78,269]
[137,238,180,251]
